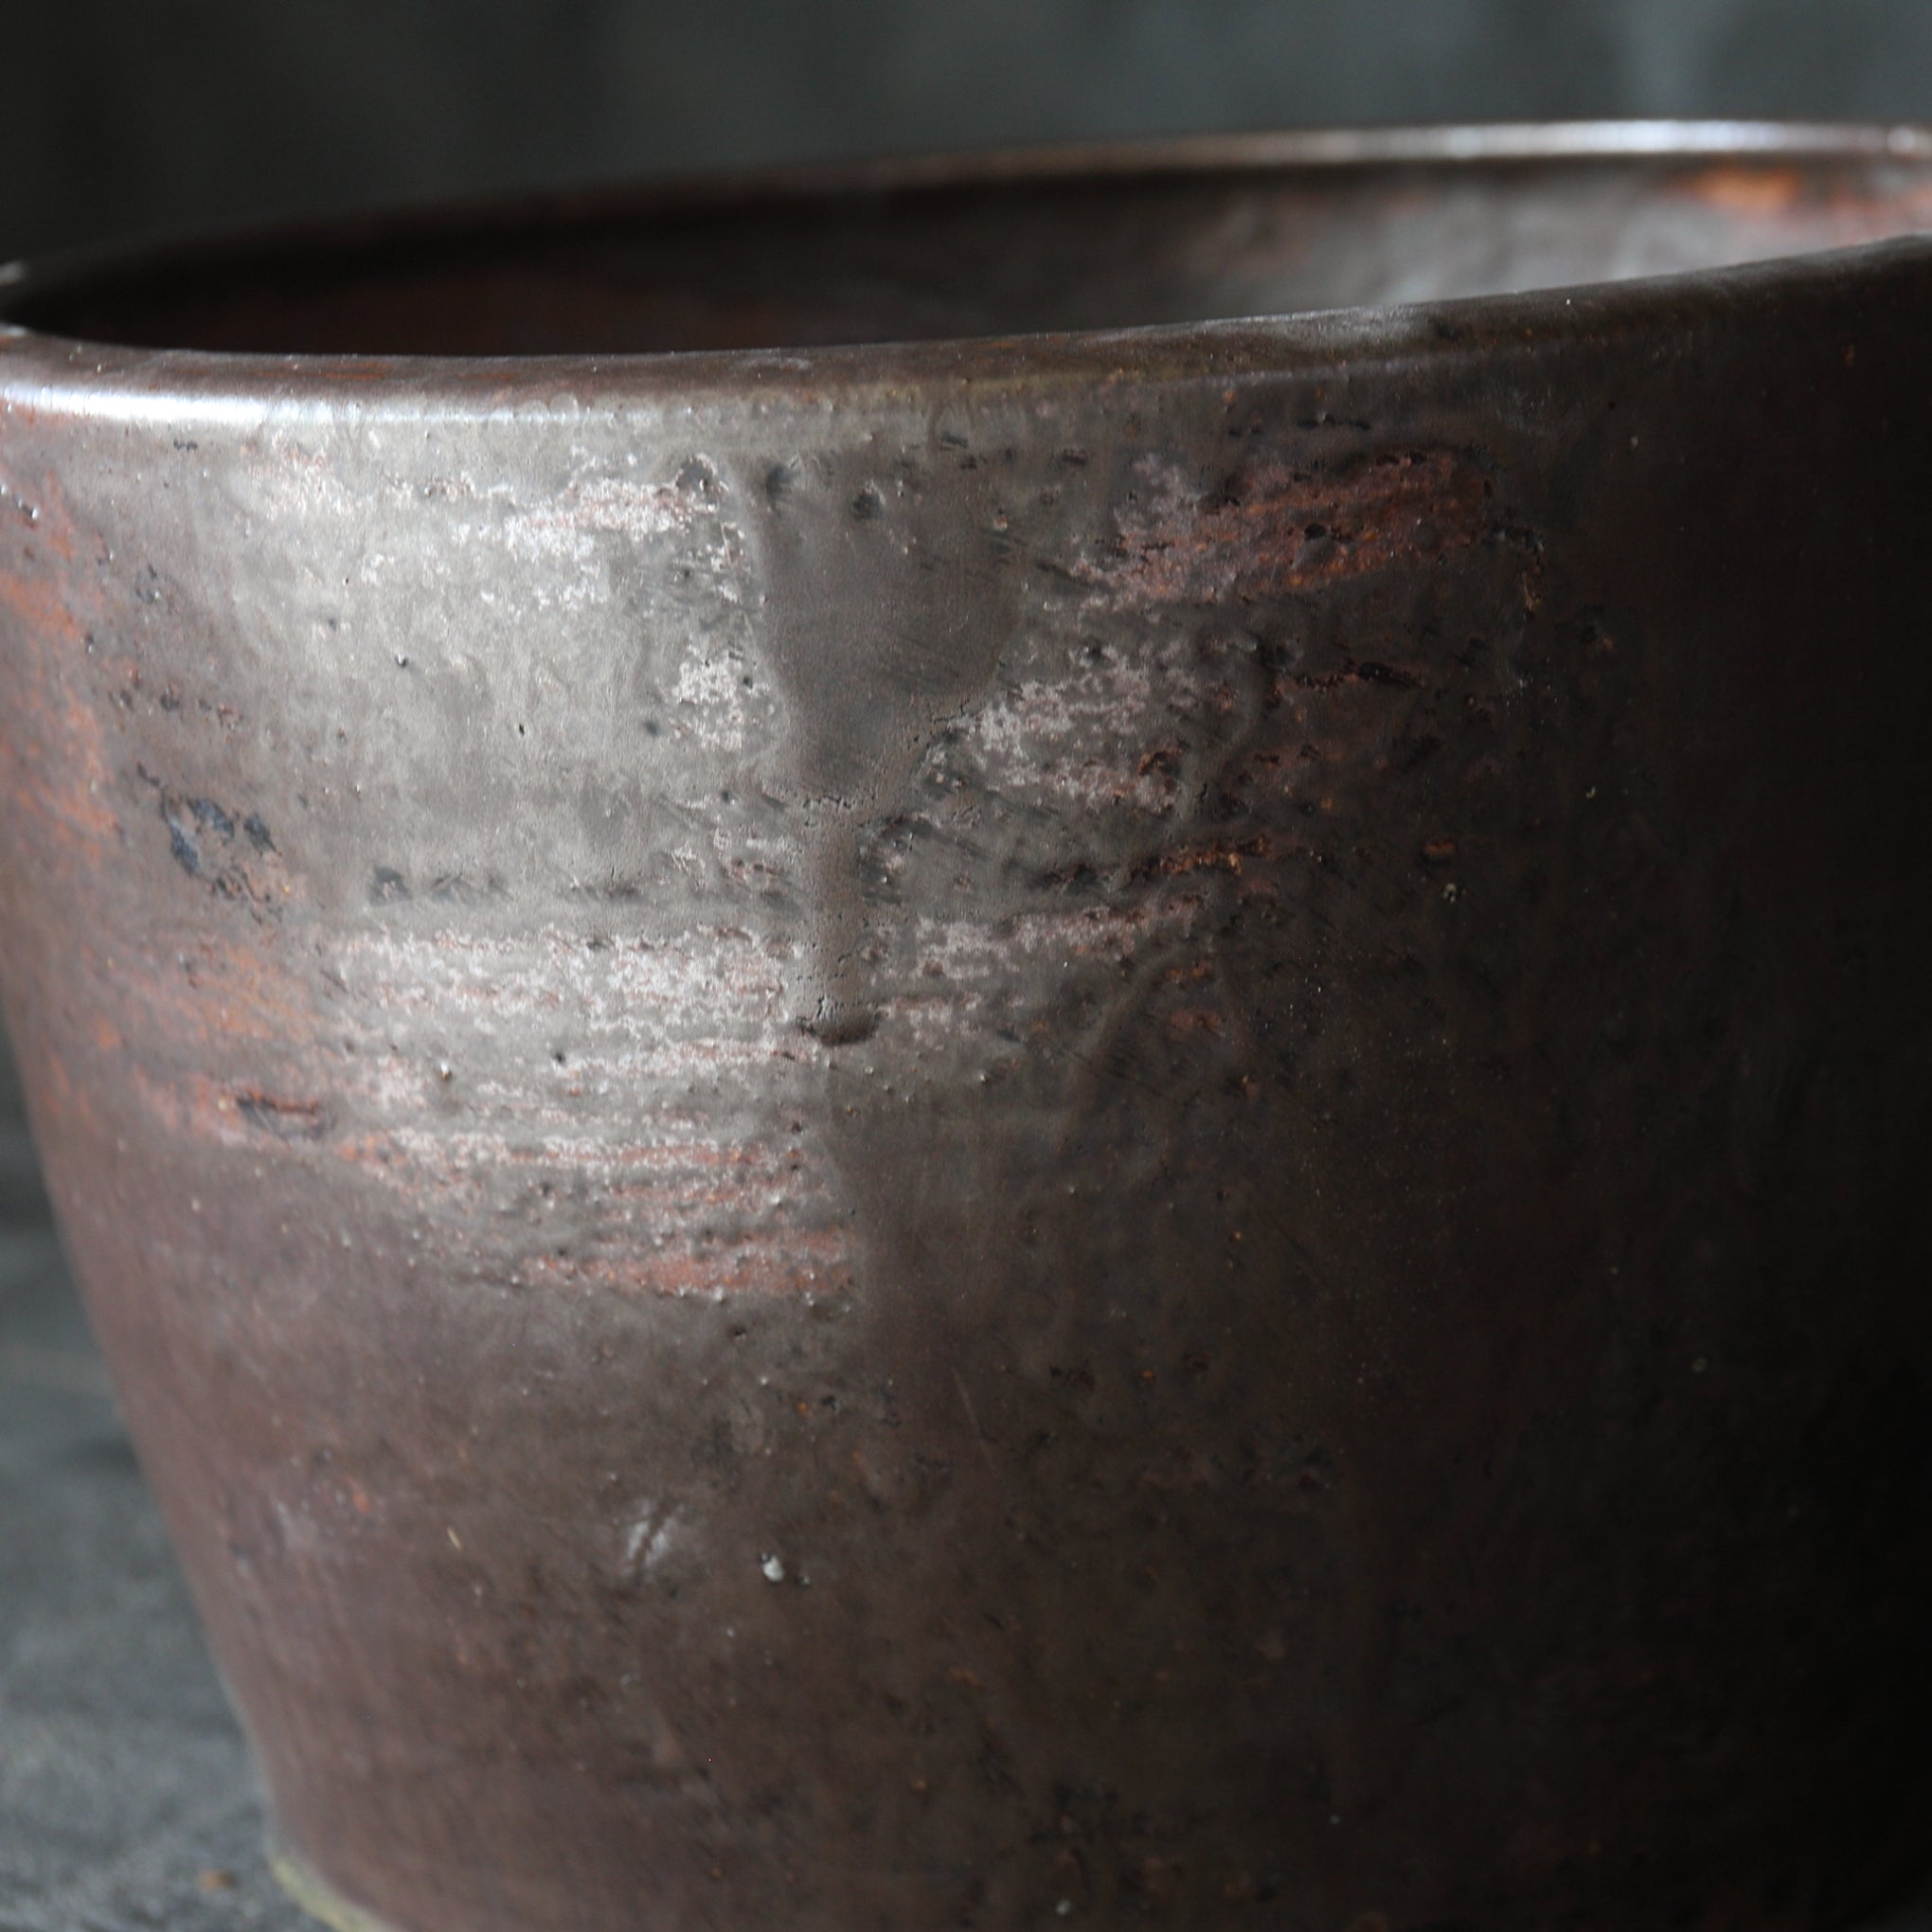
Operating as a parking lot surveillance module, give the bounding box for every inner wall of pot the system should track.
[13,153,1932,355]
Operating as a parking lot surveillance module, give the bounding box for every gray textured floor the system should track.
[0,1122,1926,1929]
[0,1134,307,1931]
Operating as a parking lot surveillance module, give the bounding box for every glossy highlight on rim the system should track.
[0,119,1925,405]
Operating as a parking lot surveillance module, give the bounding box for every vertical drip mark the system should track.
[801,813,874,1046]
[734,438,1025,1044]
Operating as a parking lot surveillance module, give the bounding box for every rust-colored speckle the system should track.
[1138,833,1274,881]
[234,1090,331,1142]
[140,936,320,1048]
[1679,166,1809,218]
[515,1227,854,1300]
[0,466,123,855]
[1165,1007,1225,1037]
[1091,450,1492,609]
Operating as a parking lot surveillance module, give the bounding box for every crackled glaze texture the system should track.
[2,132,1931,1932]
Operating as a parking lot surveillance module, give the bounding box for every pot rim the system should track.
[2,119,1929,420]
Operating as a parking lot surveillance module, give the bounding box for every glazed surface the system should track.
[7,128,1932,355]
[2,135,1929,1932]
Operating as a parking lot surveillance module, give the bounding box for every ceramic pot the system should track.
[2,126,1930,1931]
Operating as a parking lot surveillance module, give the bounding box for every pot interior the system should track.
[9,134,1932,356]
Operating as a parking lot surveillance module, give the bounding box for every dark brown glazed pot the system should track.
[2,124,1931,1932]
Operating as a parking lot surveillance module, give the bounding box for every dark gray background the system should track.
[4,2,1932,1924]
[6,0,1932,266]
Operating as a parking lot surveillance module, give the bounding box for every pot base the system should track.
[269,1844,401,1932]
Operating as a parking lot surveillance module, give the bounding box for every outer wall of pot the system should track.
[1,245,1930,1930]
